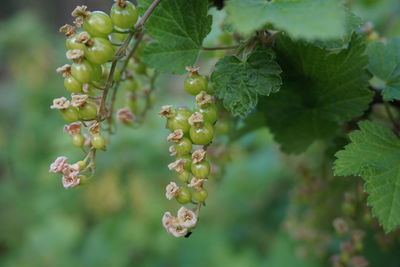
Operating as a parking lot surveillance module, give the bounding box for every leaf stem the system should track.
[201,45,240,51]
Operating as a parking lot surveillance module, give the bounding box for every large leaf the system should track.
[367,38,400,100]
[211,47,282,117]
[260,35,373,153]
[139,0,212,74]
[334,121,400,232]
[225,0,345,40]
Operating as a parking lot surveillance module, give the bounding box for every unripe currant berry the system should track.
[196,104,217,124]
[78,102,98,120]
[78,174,89,185]
[167,108,192,133]
[109,32,128,43]
[177,155,192,171]
[82,11,113,38]
[191,161,210,179]
[173,137,192,156]
[84,37,115,65]
[91,134,105,150]
[176,187,191,204]
[184,71,208,95]
[66,34,87,51]
[72,133,85,147]
[64,76,83,93]
[189,123,214,145]
[61,106,80,122]
[133,61,147,75]
[193,189,208,203]
[121,77,139,91]
[218,32,234,45]
[177,170,190,183]
[71,60,99,83]
[110,0,138,29]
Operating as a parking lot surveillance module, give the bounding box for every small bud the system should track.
[167,129,184,143]
[50,97,70,110]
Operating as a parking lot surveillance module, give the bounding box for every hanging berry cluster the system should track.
[160,67,218,237]
[49,0,161,188]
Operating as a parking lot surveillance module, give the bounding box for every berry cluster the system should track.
[160,67,218,237]
[49,0,157,188]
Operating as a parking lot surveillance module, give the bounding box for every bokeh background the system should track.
[1,0,400,266]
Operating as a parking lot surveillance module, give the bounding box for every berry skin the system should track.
[121,78,139,91]
[78,103,98,120]
[177,170,190,183]
[110,1,138,29]
[184,73,208,95]
[91,135,105,150]
[66,34,86,51]
[191,161,210,179]
[196,104,217,124]
[189,123,214,145]
[218,32,233,45]
[174,137,192,156]
[61,106,79,122]
[72,133,85,148]
[176,187,191,204]
[71,60,98,83]
[83,11,113,38]
[193,189,208,203]
[167,109,192,133]
[109,32,128,43]
[177,155,192,171]
[84,38,115,65]
[64,76,82,93]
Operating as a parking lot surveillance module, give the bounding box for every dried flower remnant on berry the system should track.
[59,24,77,37]
[71,5,91,19]
[192,149,206,164]
[62,173,80,189]
[168,224,188,238]
[169,145,177,156]
[168,159,186,173]
[177,206,197,228]
[66,49,85,62]
[195,91,213,108]
[56,64,72,78]
[185,66,200,75]
[64,122,82,136]
[188,177,206,191]
[89,122,102,135]
[71,94,88,107]
[49,156,69,173]
[165,182,180,200]
[188,112,204,127]
[50,97,70,110]
[333,217,348,235]
[167,129,184,143]
[159,105,176,118]
[117,108,134,124]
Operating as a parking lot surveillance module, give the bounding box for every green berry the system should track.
[121,78,139,91]
[177,154,192,171]
[78,103,98,120]
[72,134,85,148]
[193,189,208,203]
[177,170,190,183]
[189,123,214,145]
[218,32,233,45]
[66,34,86,51]
[84,37,115,65]
[110,1,138,29]
[184,73,208,95]
[83,11,113,38]
[64,76,82,93]
[167,108,192,133]
[174,137,192,156]
[71,60,97,83]
[176,187,191,204]
[61,106,79,122]
[91,134,105,150]
[196,104,217,124]
[191,161,210,179]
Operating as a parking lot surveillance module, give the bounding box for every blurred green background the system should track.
[1,0,400,266]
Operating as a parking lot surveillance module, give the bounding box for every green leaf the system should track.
[367,38,400,100]
[139,0,212,74]
[334,121,400,232]
[225,0,346,40]
[211,47,282,117]
[260,35,373,153]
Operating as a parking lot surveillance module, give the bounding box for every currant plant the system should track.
[48,0,400,258]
